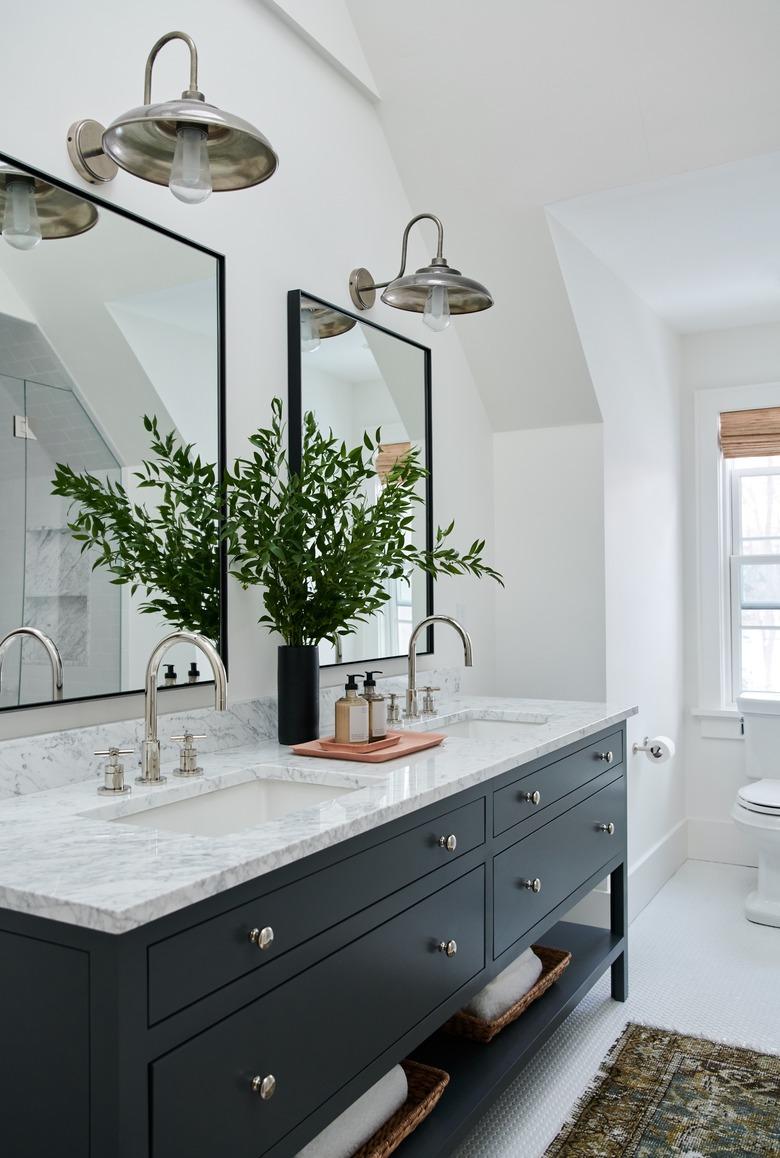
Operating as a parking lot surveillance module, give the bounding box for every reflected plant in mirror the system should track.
[51,416,221,640]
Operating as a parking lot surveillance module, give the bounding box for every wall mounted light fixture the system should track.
[349,213,493,332]
[67,31,278,204]
[0,165,98,251]
[300,299,356,353]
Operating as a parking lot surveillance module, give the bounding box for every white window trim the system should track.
[693,382,780,710]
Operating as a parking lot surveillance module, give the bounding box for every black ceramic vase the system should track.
[277,645,320,745]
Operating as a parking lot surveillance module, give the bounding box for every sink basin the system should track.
[441,717,548,740]
[112,778,360,838]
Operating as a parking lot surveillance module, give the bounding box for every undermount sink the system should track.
[441,716,548,739]
[112,778,360,838]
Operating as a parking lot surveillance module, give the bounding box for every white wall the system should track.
[681,321,780,867]
[549,218,687,916]
[492,423,606,701]
[0,0,496,738]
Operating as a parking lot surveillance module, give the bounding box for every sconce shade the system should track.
[301,300,357,339]
[381,262,493,315]
[102,99,278,191]
[0,165,98,239]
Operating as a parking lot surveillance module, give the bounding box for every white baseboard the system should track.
[567,819,689,928]
[687,817,757,868]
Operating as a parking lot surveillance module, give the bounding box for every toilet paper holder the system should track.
[632,735,675,763]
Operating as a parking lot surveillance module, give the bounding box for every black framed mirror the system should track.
[287,290,433,667]
[0,150,226,711]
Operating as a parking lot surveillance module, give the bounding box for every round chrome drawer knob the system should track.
[596,750,614,763]
[248,926,274,951]
[521,877,542,893]
[597,822,616,836]
[438,939,458,957]
[251,1074,277,1100]
[438,833,457,852]
[521,790,541,806]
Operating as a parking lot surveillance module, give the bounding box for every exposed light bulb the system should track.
[423,285,450,331]
[169,125,212,204]
[301,312,321,353]
[2,178,42,250]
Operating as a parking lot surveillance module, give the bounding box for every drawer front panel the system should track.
[494,729,624,837]
[148,796,485,1023]
[494,776,624,957]
[151,866,485,1158]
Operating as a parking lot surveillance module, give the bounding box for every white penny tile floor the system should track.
[455,860,780,1158]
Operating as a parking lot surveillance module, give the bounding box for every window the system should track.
[727,457,780,696]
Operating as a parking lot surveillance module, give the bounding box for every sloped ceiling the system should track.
[348,0,780,430]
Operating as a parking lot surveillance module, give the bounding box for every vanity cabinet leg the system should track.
[610,861,628,1002]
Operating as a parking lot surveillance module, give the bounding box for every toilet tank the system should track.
[737,693,780,780]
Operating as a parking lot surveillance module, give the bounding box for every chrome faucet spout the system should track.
[139,631,227,784]
[406,614,473,719]
[0,627,64,702]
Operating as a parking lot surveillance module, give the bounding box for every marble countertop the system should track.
[0,695,637,934]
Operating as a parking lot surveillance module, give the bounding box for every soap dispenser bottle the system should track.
[363,671,387,741]
[334,674,369,744]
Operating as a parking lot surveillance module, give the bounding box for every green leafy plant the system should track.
[224,398,503,647]
[51,417,221,640]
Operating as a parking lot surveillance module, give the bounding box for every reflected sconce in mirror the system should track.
[349,213,493,332]
[300,299,356,353]
[67,30,278,204]
[0,165,98,251]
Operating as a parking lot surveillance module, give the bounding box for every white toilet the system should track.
[733,693,780,927]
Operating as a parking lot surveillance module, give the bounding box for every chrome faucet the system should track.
[0,627,64,702]
[406,614,472,719]
[138,631,227,785]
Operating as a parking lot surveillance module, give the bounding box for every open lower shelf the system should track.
[397,921,624,1157]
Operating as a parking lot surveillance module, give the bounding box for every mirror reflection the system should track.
[291,292,432,667]
[0,156,222,709]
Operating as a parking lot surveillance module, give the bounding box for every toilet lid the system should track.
[737,779,780,814]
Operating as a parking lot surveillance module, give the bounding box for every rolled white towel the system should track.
[464,947,543,1022]
[295,1064,408,1158]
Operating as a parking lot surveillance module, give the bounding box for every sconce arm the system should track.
[365,213,446,291]
[144,31,201,103]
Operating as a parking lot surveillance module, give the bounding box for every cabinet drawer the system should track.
[494,776,624,957]
[494,729,624,837]
[151,866,485,1158]
[148,796,485,1023]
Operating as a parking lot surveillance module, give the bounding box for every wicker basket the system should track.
[352,1059,449,1158]
[443,945,572,1043]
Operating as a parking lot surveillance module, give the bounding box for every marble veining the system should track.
[0,694,636,934]
[0,667,460,800]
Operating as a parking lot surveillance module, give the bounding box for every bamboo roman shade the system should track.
[375,441,413,482]
[720,407,780,458]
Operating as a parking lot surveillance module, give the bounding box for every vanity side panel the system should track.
[0,929,90,1158]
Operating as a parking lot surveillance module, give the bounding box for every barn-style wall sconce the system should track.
[349,213,493,331]
[67,31,278,204]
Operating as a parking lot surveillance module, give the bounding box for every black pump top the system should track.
[188,662,200,678]
[164,664,176,681]
[364,670,383,689]
[345,674,362,691]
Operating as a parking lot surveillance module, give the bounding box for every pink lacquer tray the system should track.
[291,730,446,762]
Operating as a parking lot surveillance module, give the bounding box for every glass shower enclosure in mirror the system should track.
[288,290,433,667]
[0,152,224,710]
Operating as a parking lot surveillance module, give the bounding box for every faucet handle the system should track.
[95,747,134,796]
[421,686,441,715]
[171,732,206,778]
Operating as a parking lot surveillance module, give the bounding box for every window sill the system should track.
[690,707,743,740]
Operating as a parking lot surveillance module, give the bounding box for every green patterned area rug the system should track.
[546,1023,780,1157]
